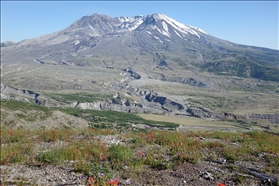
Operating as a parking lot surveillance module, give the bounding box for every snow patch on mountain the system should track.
[161,21,169,32]
[157,28,170,37]
[74,40,80,45]
[189,26,208,35]
[152,13,207,38]
[146,31,152,35]
[119,20,144,31]
[173,30,183,38]
[117,16,145,32]
[12,13,210,49]
[118,15,145,23]
[88,24,94,30]
[154,36,163,43]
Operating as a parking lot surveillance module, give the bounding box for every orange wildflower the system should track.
[9,130,14,136]
[108,178,119,185]
[88,176,94,186]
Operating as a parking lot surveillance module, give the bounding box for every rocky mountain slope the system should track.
[2,13,278,81]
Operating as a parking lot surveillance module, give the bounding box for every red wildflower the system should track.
[9,130,14,136]
[88,176,94,186]
[216,183,225,186]
[108,178,119,185]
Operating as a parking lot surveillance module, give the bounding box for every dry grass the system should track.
[1,126,279,185]
[138,114,244,131]
[1,98,278,184]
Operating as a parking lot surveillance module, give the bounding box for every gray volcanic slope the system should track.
[2,13,278,81]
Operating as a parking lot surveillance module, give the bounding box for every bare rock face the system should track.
[124,69,141,79]
[186,109,279,124]
[248,114,279,124]
[186,108,222,119]
[144,93,184,112]
[223,112,279,124]
[76,101,165,114]
[162,77,208,88]
[1,84,44,104]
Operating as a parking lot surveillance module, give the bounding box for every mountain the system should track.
[2,13,278,81]
[1,13,279,127]
[1,41,16,47]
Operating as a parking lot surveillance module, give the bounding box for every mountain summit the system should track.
[2,13,278,81]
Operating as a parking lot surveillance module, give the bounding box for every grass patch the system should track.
[1,126,279,184]
[49,92,112,103]
[59,107,179,129]
[1,99,53,122]
[1,100,52,115]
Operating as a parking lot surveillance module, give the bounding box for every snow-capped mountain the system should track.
[137,13,208,38]
[2,13,278,81]
[13,13,209,46]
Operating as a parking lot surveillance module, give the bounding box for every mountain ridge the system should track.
[1,13,278,82]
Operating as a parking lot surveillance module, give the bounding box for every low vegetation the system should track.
[1,99,278,185]
[1,99,179,130]
[48,92,113,103]
[199,56,279,81]
[59,107,179,129]
[1,126,279,185]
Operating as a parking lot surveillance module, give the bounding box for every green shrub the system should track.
[108,145,133,163]
[35,150,60,164]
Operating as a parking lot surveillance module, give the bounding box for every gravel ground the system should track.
[1,134,278,186]
[1,164,85,186]
[1,159,278,186]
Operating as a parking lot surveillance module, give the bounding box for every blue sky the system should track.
[1,1,278,50]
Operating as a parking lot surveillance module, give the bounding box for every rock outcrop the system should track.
[186,109,279,124]
[2,82,278,125]
[161,77,208,88]
[249,114,279,124]
[123,69,141,80]
[0,84,44,104]
[75,101,165,114]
